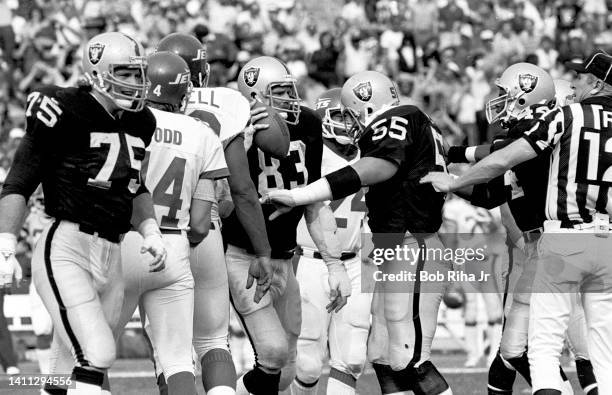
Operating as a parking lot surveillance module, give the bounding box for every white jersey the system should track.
[186,87,251,221]
[186,87,251,148]
[442,197,502,249]
[145,108,229,230]
[297,143,367,253]
[24,205,52,248]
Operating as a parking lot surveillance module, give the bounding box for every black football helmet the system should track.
[146,51,192,113]
[156,33,209,88]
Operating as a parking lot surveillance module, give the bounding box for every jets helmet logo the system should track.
[88,43,105,65]
[518,73,538,93]
[244,67,260,87]
[315,98,331,110]
[353,82,372,102]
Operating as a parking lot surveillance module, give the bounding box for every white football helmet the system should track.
[553,79,576,107]
[340,70,400,144]
[486,63,554,124]
[237,56,301,124]
[83,32,148,112]
[314,88,352,145]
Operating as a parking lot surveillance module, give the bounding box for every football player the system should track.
[115,51,229,394]
[291,88,373,395]
[432,66,595,394]
[0,32,166,395]
[224,56,349,395]
[263,70,453,395]
[155,32,274,395]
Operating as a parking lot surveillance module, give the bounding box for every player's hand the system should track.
[0,234,22,292]
[419,171,456,193]
[326,261,351,313]
[260,189,297,220]
[141,234,167,272]
[248,99,270,131]
[247,255,273,303]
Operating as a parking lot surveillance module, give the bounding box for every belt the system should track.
[78,224,123,243]
[161,222,216,235]
[559,220,612,230]
[298,250,357,261]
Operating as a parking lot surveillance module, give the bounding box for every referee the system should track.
[421,49,612,394]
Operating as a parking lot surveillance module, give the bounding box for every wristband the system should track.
[325,165,362,200]
[465,146,477,163]
[0,233,17,257]
[447,146,468,163]
[138,218,161,238]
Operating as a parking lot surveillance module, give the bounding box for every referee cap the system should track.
[565,49,612,85]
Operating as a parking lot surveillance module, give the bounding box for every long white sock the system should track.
[326,377,355,395]
[561,378,574,395]
[486,323,502,365]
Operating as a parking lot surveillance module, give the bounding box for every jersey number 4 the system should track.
[141,153,187,228]
[258,140,308,194]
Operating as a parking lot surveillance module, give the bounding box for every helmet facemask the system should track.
[264,81,301,125]
[93,59,149,112]
[485,86,527,124]
[322,106,352,145]
[341,107,365,145]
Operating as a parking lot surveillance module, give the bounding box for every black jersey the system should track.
[358,105,447,236]
[1,85,156,234]
[470,104,552,231]
[222,106,323,257]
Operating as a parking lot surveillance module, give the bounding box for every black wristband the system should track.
[447,146,469,163]
[325,166,362,200]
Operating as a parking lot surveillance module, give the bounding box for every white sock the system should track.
[67,381,102,395]
[439,388,453,395]
[36,348,51,374]
[101,391,111,395]
[326,376,355,395]
[464,324,481,359]
[290,377,318,395]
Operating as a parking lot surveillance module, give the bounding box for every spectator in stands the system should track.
[410,0,439,47]
[397,31,418,74]
[492,20,524,62]
[535,35,559,72]
[309,30,340,87]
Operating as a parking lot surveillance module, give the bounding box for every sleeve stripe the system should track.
[199,168,230,180]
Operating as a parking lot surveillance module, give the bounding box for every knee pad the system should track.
[86,343,116,369]
[383,294,409,323]
[296,347,323,384]
[193,334,229,361]
[412,361,450,395]
[500,303,529,360]
[256,337,289,371]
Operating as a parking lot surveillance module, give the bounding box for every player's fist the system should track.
[260,189,296,220]
[326,261,351,313]
[0,233,22,292]
[141,233,167,272]
[246,256,273,303]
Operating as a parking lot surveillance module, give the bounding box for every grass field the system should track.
[0,353,583,395]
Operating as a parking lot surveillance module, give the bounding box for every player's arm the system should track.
[447,144,493,163]
[262,157,397,211]
[225,135,272,257]
[421,110,564,192]
[500,202,525,252]
[304,201,351,312]
[188,178,215,246]
[131,190,167,272]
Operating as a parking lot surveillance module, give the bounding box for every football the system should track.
[252,101,290,159]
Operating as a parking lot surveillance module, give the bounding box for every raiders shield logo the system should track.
[353,82,372,102]
[244,67,260,87]
[88,43,105,65]
[518,73,538,93]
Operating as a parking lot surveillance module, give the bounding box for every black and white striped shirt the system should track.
[523,96,612,223]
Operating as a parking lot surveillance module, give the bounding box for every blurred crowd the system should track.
[1,0,611,181]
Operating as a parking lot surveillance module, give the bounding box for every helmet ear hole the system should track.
[518,98,526,105]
